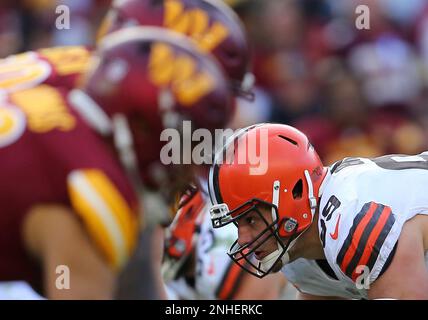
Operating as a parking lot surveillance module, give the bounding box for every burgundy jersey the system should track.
[0,46,92,93]
[0,84,138,293]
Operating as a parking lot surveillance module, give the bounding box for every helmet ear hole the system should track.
[292,179,303,200]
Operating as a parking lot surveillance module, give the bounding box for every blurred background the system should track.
[3,0,428,165]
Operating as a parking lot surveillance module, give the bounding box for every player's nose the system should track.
[237,225,252,247]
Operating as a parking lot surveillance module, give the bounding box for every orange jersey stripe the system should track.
[340,202,378,273]
[351,207,392,281]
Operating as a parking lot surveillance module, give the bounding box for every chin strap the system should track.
[257,249,283,275]
[258,229,301,274]
[271,180,280,229]
[271,180,284,255]
[257,180,286,275]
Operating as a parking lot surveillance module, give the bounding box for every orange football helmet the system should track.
[208,123,327,277]
[162,186,205,280]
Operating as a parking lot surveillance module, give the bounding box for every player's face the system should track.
[235,205,280,261]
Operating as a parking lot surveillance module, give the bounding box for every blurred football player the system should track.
[0,0,252,299]
[0,27,234,299]
[209,123,428,299]
[98,0,254,98]
[0,0,252,99]
[162,184,287,300]
[95,0,258,298]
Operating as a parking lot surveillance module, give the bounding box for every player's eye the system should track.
[245,216,254,225]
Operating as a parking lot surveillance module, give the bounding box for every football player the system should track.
[209,123,428,299]
[0,0,252,97]
[95,0,258,298]
[98,0,254,98]
[162,184,287,300]
[0,27,234,299]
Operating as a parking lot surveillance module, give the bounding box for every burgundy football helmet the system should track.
[97,0,254,99]
[71,27,234,209]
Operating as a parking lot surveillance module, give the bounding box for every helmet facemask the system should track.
[208,123,327,278]
[211,198,299,278]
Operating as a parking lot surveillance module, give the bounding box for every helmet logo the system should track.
[164,0,229,52]
[149,42,216,106]
[284,218,297,233]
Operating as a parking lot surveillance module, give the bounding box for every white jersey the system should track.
[284,153,428,299]
[283,258,366,299]
[164,278,197,300]
[321,154,428,297]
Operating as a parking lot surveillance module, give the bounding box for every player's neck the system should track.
[288,208,325,261]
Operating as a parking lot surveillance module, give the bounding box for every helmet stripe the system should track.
[211,163,224,205]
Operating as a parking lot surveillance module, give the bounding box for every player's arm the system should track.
[23,204,115,299]
[368,215,428,299]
